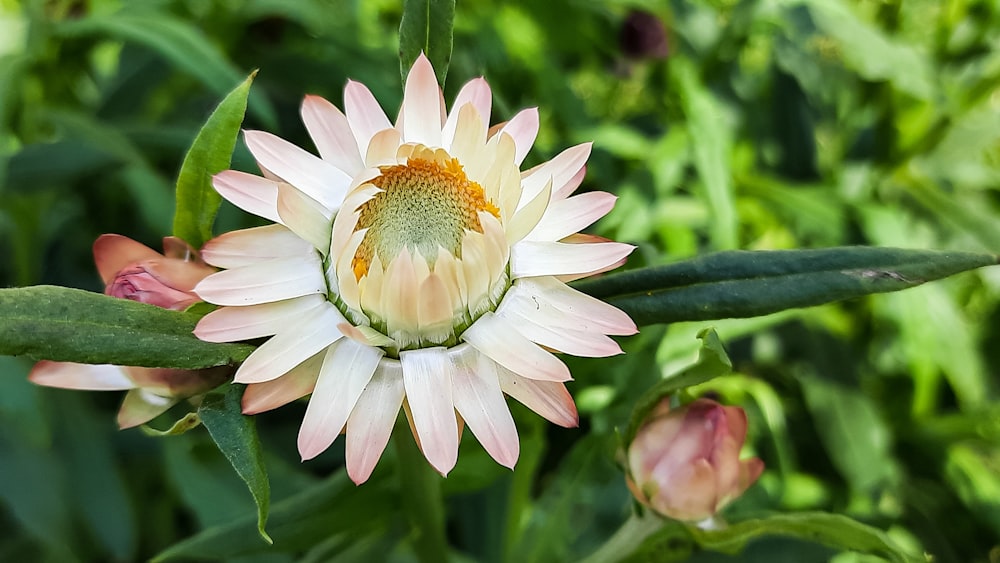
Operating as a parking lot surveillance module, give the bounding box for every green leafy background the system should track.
[2,0,1000,561]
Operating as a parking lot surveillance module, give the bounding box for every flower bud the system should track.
[95,234,215,311]
[626,398,764,521]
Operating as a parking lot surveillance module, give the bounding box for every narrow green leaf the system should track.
[198,385,271,544]
[688,512,923,563]
[575,247,998,327]
[173,72,255,249]
[399,0,455,87]
[54,13,275,125]
[623,329,732,446]
[0,286,254,369]
[141,412,202,437]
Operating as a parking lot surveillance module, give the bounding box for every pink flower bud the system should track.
[94,234,215,311]
[626,398,764,521]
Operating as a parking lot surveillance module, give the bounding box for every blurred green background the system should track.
[2,0,1000,561]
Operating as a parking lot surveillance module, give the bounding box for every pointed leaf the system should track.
[399,0,455,87]
[173,71,255,249]
[0,286,254,369]
[199,385,271,544]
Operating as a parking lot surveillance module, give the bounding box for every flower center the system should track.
[351,153,499,280]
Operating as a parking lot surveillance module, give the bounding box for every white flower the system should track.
[194,54,636,484]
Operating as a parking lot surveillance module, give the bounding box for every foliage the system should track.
[2,0,999,562]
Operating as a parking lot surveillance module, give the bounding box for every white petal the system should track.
[29,361,134,390]
[447,104,487,172]
[509,240,634,279]
[401,54,444,147]
[400,347,459,476]
[418,273,454,341]
[298,338,384,460]
[519,143,591,208]
[497,367,578,428]
[505,177,551,244]
[496,307,622,357]
[554,165,586,201]
[213,170,282,224]
[346,360,405,484]
[497,107,539,166]
[200,224,314,269]
[244,130,349,213]
[344,80,393,157]
[195,254,326,306]
[365,128,403,167]
[383,249,420,340]
[462,312,571,382]
[233,303,345,384]
[276,182,333,254]
[442,78,491,149]
[450,347,519,468]
[501,278,636,335]
[525,191,617,242]
[195,295,327,342]
[301,94,364,176]
[118,389,178,429]
[241,351,324,414]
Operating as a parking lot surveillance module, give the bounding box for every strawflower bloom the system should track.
[193,54,637,484]
[30,235,227,428]
[626,398,765,521]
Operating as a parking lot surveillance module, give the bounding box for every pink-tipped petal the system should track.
[510,240,635,279]
[400,347,459,476]
[242,351,324,414]
[497,107,539,166]
[195,255,326,306]
[345,360,405,484]
[554,165,586,201]
[195,294,326,343]
[243,130,349,213]
[301,94,365,176]
[400,54,444,147]
[233,303,345,384]
[298,339,384,460]
[93,235,162,285]
[497,367,578,428]
[117,388,177,429]
[496,307,623,357]
[450,348,519,468]
[29,361,134,390]
[501,278,637,335]
[200,225,314,269]
[526,192,617,242]
[344,80,393,156]
[442,78,492,148]
[276,182,334,254]
[462,312,572,382]
[519,143,592,208]
[213,170,282,224]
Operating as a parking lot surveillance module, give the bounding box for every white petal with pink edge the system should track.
[519,143,591,209]
[400,347,459,476]
[498,278,637,335]
[301,95,364,176]
[201,224,314,269]
[461,312,571,382]
[346,360,405,484]
[497,366,579,428]
[276,182,334,254]
[510,240,635,279]
[496,107,539,166]
[244,130,349,212]
[233,303,345,384]
[451,348,519,468]
[344,80,393,156]
[525,191,617,242]
[195,294,327,343]
[242,351,324,415]
[496,307,623,357]
[442,78,491,149]
[194,255,326,306]
[400,54,444,147]
[29,361,135,390]
[212,170,282,224]
[298,338,384,460]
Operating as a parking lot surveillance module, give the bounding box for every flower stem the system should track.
[580,511,663,563]
[394,421,450,562]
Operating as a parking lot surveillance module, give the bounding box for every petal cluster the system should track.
[626,398,765,521]
[30,235,226,428]
[194,54,636,484]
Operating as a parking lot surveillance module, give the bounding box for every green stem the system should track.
[580,511,663,563]
[394,420,450,563]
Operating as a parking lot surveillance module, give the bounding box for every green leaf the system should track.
[173,71,255,249]
[574,247,998,327]
[141,412,202,437]
[398,0,455,87]
[688,512,923,563]
[54,13,275,125]
[0,286,254,369]
[623,329,732,446]
[198,385,271,544]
